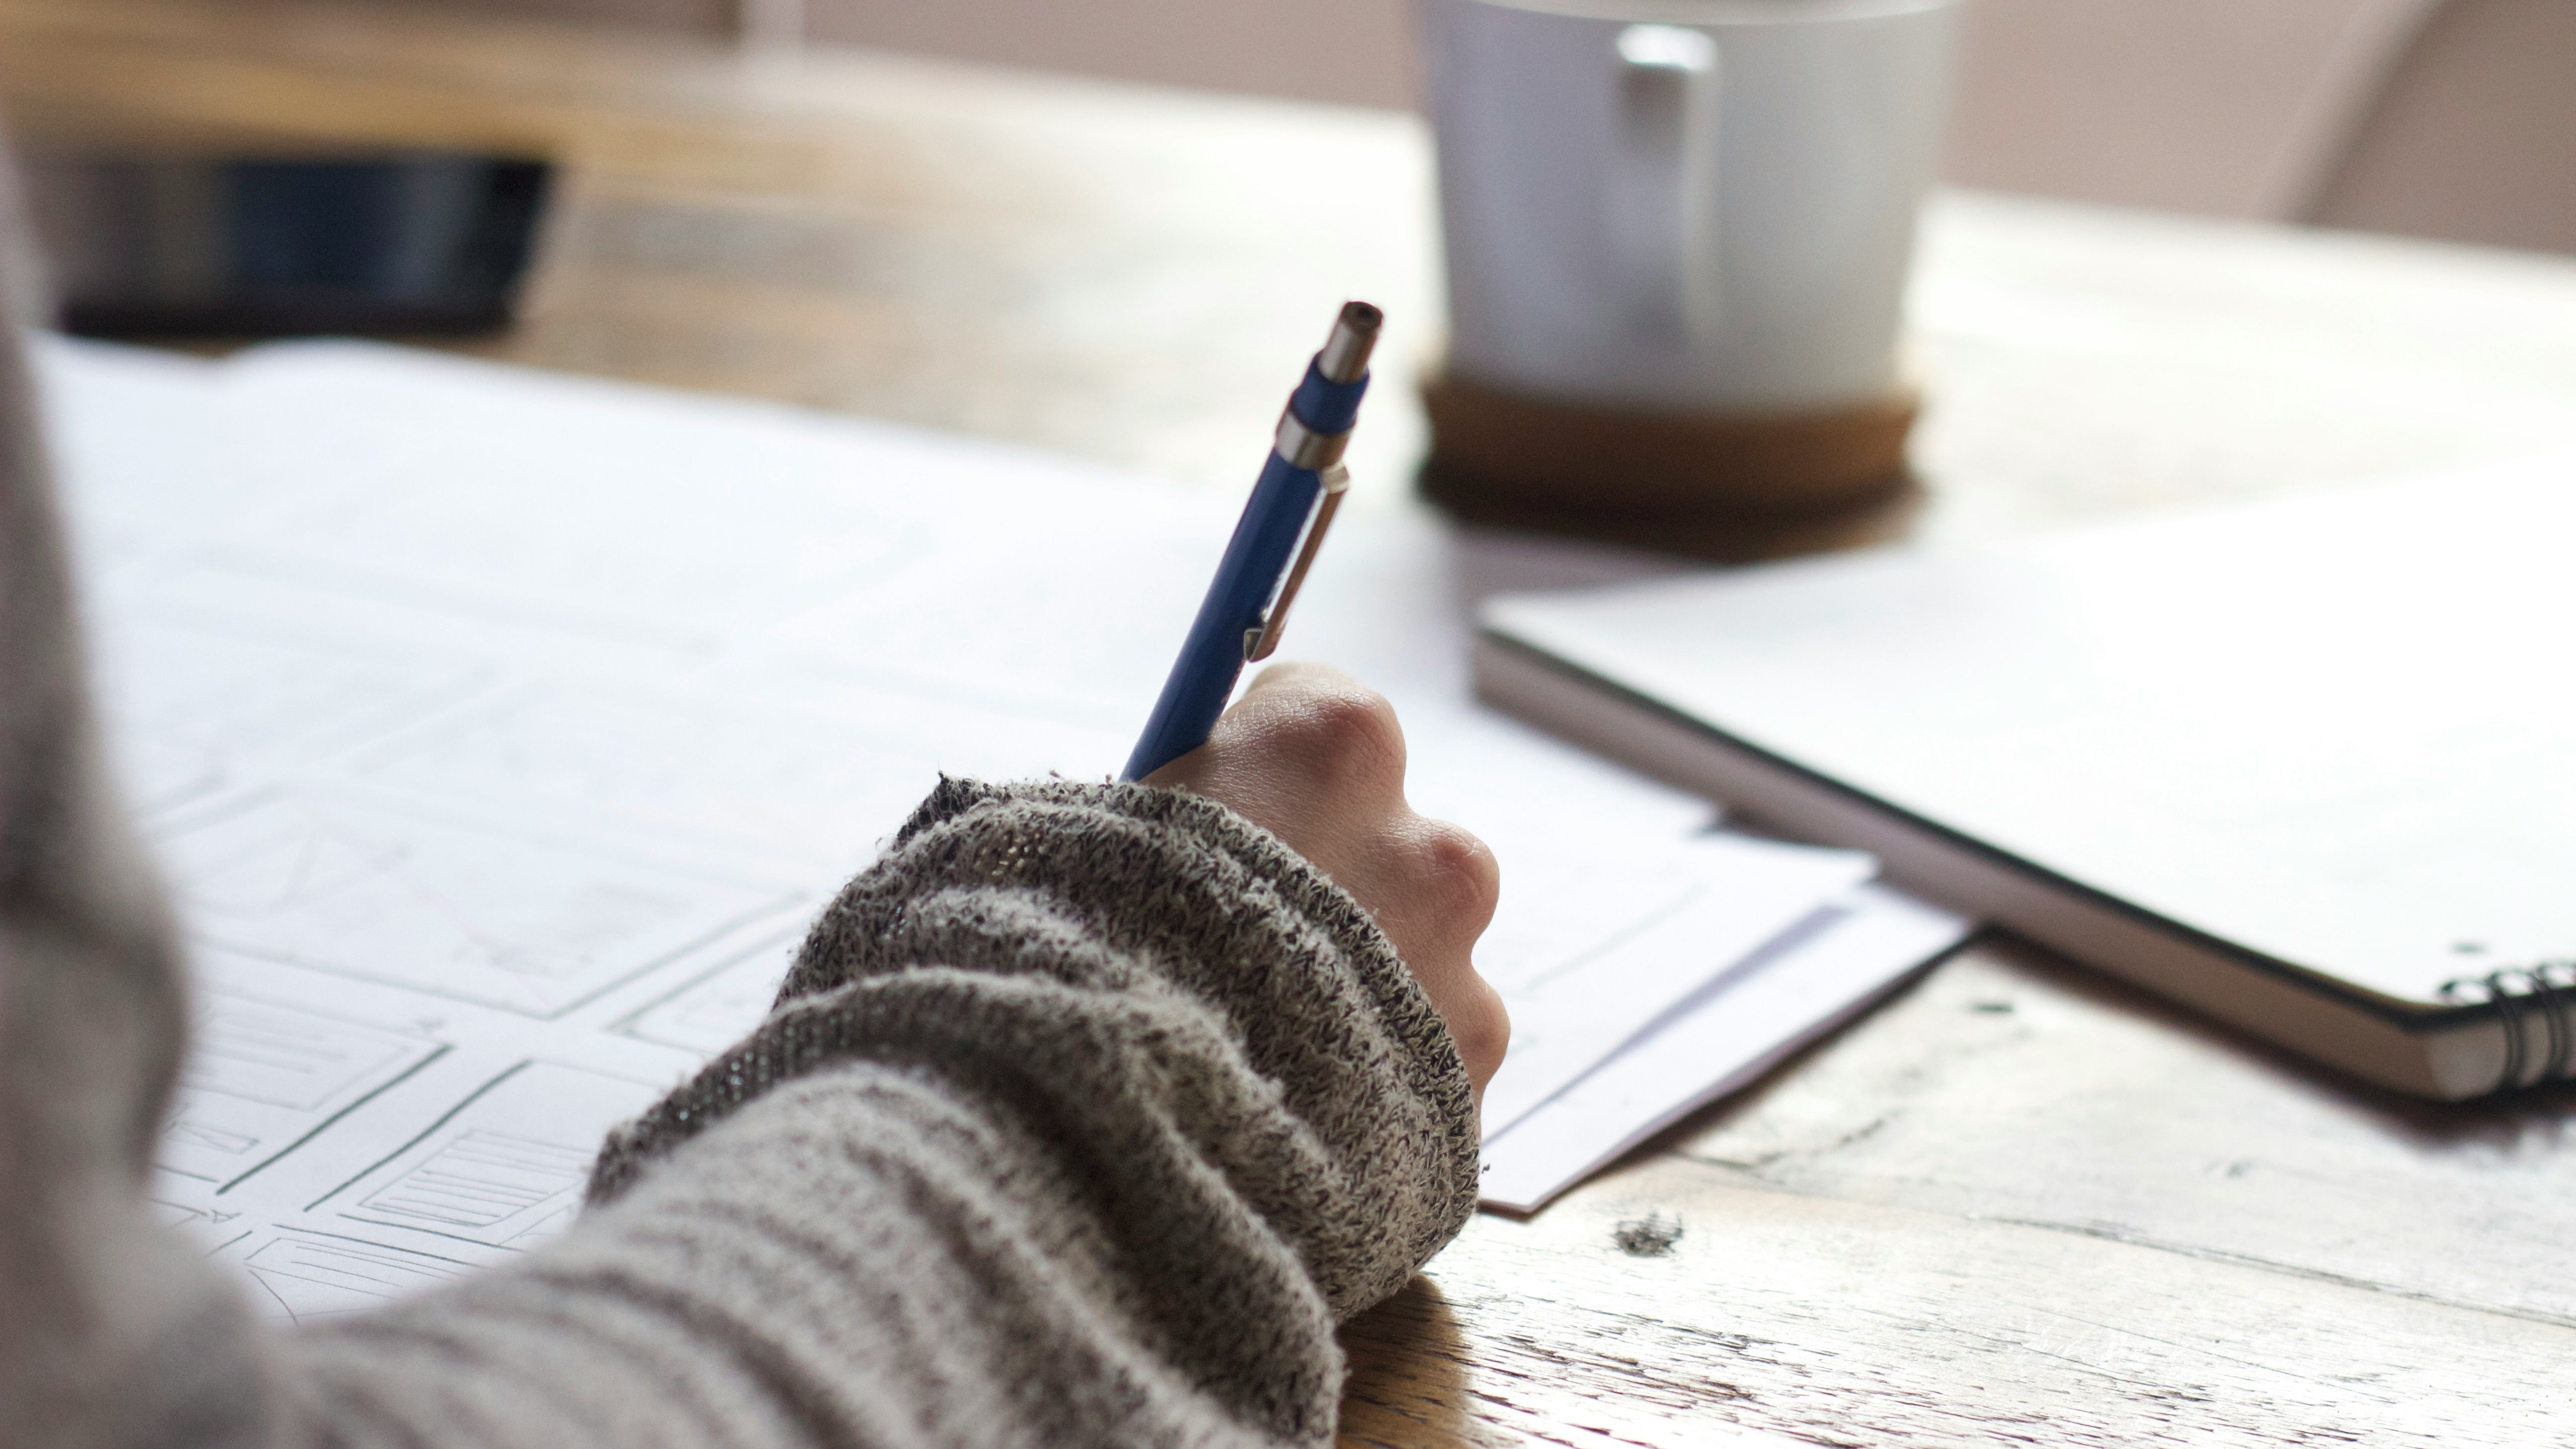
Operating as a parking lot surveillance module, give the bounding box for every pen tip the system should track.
[1319,301,1383,383]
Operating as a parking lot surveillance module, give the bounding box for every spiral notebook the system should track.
[1477,451,2576,1101]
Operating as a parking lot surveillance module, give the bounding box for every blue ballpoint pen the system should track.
[1121,301,1382,781]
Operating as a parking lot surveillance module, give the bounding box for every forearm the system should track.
[297,1058,1321,1448]
[0,194,274,1449]
[287,778,1480,1449]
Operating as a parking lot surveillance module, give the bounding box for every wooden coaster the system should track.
[1419,369,1922,559]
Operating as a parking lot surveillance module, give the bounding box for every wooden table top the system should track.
[8,2,2575,1443]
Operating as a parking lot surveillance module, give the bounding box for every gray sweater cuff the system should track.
[588,776,1480,1321]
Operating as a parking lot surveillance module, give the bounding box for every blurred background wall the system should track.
[329,0,2576,251]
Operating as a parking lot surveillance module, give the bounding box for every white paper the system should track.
[38,335,1967,1318]
[1478,885,1974,1212]
[1473,832,1875,1139]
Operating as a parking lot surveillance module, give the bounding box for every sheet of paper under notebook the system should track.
[40,336,1973,1312]
[1480,884,1972,1212]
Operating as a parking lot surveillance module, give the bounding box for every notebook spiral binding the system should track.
[2439,961,2576,1095]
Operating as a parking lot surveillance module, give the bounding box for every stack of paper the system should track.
[41,337,1970,1321]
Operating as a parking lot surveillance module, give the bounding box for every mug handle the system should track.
[1609,23,1719,345]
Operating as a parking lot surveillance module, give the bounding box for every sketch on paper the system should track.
[345,683,976,871]
[355,1132,597,1245]
[618,928,801,1057]
[158,987,445,1186]
[88,608,490,815]
[157,791,799,1018]
[195,346,940,648]
[309,1061,666,1257]
[768,515,1218,727]
[237,1232,475,1324]
[149,1193,252,1258]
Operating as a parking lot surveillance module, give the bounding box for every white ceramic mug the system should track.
[1418,0,1957,414]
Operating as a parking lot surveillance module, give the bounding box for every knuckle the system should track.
[1410,821,1502,925]
[1279,687,1405,784]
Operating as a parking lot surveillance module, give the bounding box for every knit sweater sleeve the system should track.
[281,777,1482,1449]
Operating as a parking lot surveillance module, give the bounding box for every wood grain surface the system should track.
[6,3,2574,1443]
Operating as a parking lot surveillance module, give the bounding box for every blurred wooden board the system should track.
[6,3,2576,1444]
[0,0,1445,496]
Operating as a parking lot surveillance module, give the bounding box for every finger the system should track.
[1378,816,1502,953]
[1238,658,1358,699]
[1140,664,1370,790]
[1452,973,1511,1097]
[1220,666,1407,800]
[1395,931,1511,1097]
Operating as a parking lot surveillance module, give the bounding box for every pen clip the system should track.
[1243,464,1350,662]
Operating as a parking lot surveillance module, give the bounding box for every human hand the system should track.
[1144,661,1510,1105]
